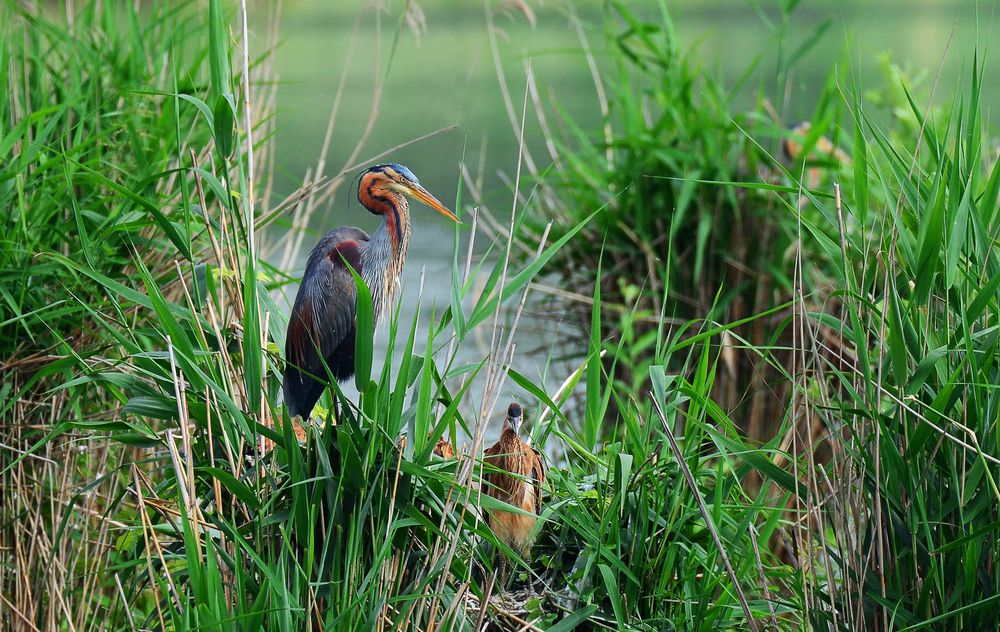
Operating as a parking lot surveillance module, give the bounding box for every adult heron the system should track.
[282,163,458,420]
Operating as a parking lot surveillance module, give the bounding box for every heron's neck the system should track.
[362,196,411,321]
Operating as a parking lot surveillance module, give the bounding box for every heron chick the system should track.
[483,402,546,581]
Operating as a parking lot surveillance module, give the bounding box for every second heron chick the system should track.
[483,403,546,559]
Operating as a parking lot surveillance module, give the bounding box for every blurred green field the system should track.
[266,0,998,217]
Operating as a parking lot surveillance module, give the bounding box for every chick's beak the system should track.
[404,182,461,223]
[509,414,522,434]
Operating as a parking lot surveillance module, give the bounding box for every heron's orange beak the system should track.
[404,183,461,224]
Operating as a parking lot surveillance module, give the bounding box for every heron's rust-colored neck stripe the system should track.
[360,178,406,250]
[359,185,410,323]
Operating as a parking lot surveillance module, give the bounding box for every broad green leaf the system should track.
[208,0,231,99]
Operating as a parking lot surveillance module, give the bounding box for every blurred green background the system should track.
[259,0,997,393]
[264,0,996,216]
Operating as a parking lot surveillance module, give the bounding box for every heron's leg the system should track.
[497,555,510,591]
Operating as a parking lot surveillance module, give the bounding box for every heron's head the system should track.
[358,163,460,223]
[504,402,523,434]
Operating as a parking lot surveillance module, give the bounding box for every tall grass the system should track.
[0,1,265,627]
[3,0,999,631]
[791,56,1000,628]
[499,1,1000,629]
[494,1,821,449]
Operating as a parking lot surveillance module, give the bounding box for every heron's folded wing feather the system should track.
[530,447,546,514]
[482,440,503,499]
[284,228,367,385]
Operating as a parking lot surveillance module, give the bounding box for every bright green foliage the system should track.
[510,2,826,445]
[511,0,1000,629]
[2,1,999,631]
[798,56,1000,629]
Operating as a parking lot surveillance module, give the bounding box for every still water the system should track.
[259,0,997,436]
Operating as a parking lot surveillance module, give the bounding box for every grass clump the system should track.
[504,1,815,442]
[1,1,253,627]
[500,1,1000,629]
[804,59,1000,629]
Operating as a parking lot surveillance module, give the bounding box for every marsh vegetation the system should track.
[2,1,999,630]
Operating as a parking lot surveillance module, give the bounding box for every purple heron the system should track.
[281,164,459,420]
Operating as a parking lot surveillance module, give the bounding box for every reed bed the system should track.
[2,1,998,630]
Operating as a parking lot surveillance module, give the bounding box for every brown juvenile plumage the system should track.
[433,437,456,459]
[394,434,456,459]
[483,403,545,558]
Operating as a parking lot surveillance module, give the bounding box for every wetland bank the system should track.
[2,1,999,629]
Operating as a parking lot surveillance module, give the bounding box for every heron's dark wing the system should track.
[529,446,545,515]
[282,227,368,419]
